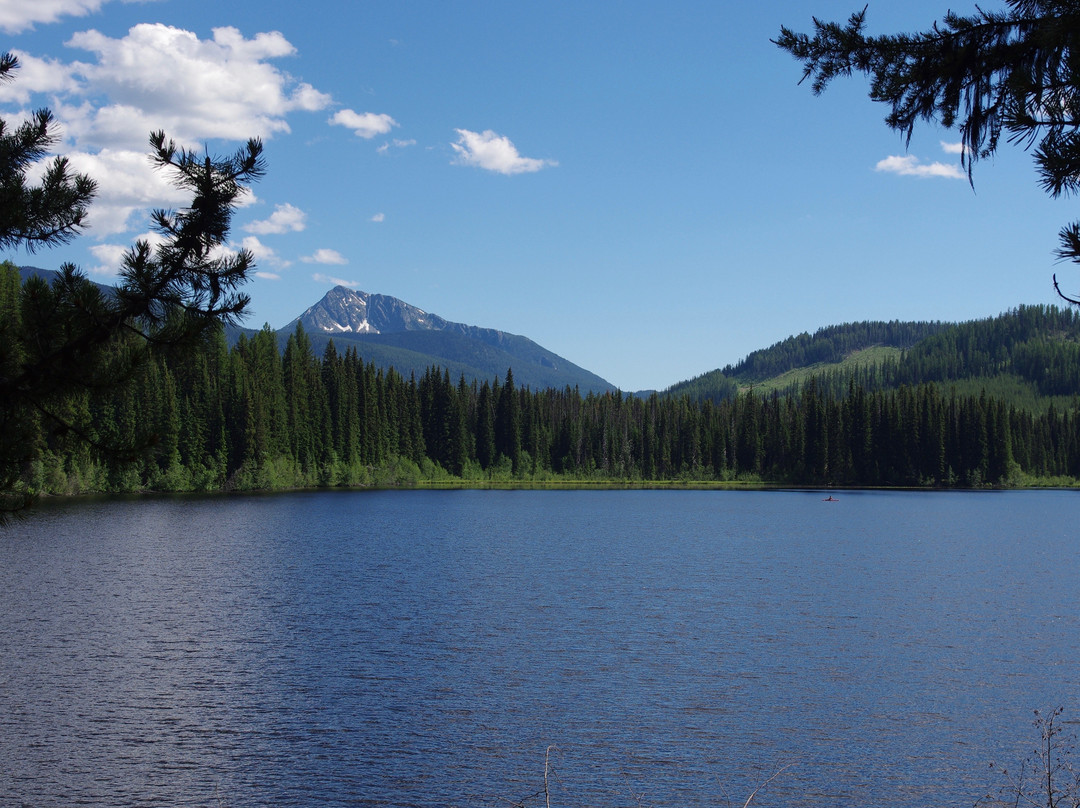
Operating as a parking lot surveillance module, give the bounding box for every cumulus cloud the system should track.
[0,52,80,103]
[41,143,256,237]
[63,24,332,149]
[245,203,307,235]
[0,0,119,34]
[451,128,556,175]
[875,153,964,180]
[313,272,359,288]
[239,235,289,268]
[330,109,398,139]
[87,242,129,276]
[63,147,191,234]
[0,24,334,242]
[85,227,288,277]
[302,248,348,265]
[85,228,168,276]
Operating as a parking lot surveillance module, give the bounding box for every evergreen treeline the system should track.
[13,313,1080,497]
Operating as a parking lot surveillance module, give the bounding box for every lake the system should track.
[1,489,1078,807]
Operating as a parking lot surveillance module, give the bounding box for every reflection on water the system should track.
[1,489,1078,807]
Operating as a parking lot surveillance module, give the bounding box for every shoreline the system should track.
[18,477,1080,515]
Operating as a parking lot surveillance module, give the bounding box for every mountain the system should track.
[291,286,447,334]
[16,266,57,284]
[664,305,1080,412]
[280,286,616,393]
[17,267,616,392]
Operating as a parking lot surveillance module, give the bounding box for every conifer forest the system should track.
[7,262,1080,498]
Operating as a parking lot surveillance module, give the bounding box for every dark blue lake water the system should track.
[2,489,1079,807]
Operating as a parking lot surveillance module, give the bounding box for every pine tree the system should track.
[776,2,1080,300]
[0,55,264,518]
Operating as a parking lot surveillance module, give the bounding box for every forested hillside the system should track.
[891,305,1080,393]
[665,320,949,402]
[666,306,1080,408]
[723,320,950,381]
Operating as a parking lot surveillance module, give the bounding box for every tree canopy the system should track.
[0,52,263,518]
[774,1,1080,301]
[0,53,96,252]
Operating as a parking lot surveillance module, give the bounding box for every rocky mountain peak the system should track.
[294,286,449,335]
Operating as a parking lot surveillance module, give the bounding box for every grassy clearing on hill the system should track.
[737,346,901,394]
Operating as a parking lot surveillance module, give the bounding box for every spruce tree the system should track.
[475,380,497,469]
[495,368,522,471]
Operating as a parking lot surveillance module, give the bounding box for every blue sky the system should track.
[2,0,1067,391]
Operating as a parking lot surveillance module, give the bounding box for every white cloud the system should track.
[371,212,385,223]
[87,242,128,276]
[330,109,398,139]
[0,52,80,103]
[451,128,556,175]
[62,24,332,149]
[239,235,289,268]
[85,227,287,277]
[313,272,359,288]
[0,0,114,34]
[302,248,348,265]
[0,24,331,243]
[85,228,167,276]
[245,203,307,235]
[377,137,416,154]
[64,147,190,234]
[44,143,257,237]
[875,154,964,180]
